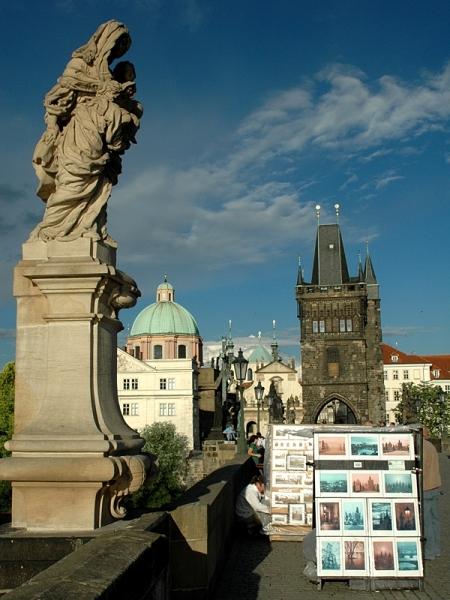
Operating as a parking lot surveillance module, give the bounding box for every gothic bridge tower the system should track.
[296,206,385,424]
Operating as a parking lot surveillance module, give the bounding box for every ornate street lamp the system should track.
[233,348,249,454]
[254,381,265,434]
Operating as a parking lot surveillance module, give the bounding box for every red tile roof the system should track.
[381,344,450,381]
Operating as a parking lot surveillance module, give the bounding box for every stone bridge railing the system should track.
[2,457,258,599]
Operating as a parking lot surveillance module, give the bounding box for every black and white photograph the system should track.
[272,471,304,487]
[272,491,303,507]
[288,503,306,525]
[286,454,307,471]
[318,539,342,576]
[369,500,393,535]
[350,434,379,457]
[317,471,349,496]
[342,499,366,532]
[272,513,288,525]
[272,451,287,470]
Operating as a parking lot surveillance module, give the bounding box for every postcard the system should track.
[343,538,368,575]
[351,471,382,496]
[318,539,343,576]
[349,434,379,457]
[369,500,393,536]
[272,470,304,487]
[287,454,307,471]
[316,471,349,496]
[381,434,414,459]
[396,539,423,575]
[318,501,341,535]
[272,513,288,525]
[393,500,419,536]
[371,539,396,575]
[342,499,366,533]
[315,434,347,458]
[272,491,303,507]
[383,472,417,497]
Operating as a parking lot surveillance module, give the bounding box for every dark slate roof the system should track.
[311,224,350,286]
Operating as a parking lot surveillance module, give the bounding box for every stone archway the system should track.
[246,420,257,437]
[314,396,358,424]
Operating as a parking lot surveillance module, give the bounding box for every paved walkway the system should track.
[213,455,449,600]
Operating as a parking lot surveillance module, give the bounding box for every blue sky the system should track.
[1,0,449,366]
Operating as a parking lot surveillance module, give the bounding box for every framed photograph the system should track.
[318,539,343,576]
[272,450,287,470]
[318,501,341,535]
[393,500,419,536]
[383,472,417,496]
[396,540,423,575]
[287,454,307,471]
[303,489,313,504]
[289,503,306,524]
[272,513,288,525]
[351,471,381,496]
[349,434,379,457]
[272,471,304,487]
[315,434,347,458]
[273,425,290,439]
[369,500,393,536]
[272,491,303,507]
[371,539,396,575]
[317,471,349,496]
[343,538,368,575]
[381,434,414,459]
[342,499,366,533]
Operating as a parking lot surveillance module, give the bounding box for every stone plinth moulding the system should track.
[0,239,153,530]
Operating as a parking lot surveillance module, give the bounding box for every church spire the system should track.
[271,320,280,361]
[296,256,304,285]
[364,242,377,284]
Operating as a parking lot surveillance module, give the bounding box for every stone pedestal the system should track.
[0,238,152,531]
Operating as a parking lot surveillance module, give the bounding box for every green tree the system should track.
[395,382,450,438]
[130,422,189,509]
[0,362,15,513]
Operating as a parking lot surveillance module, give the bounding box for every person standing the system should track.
[422,426,442,560]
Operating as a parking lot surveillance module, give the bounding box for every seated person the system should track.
[235,474,272,535]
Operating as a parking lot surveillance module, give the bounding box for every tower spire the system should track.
[364,241,377,284]
[296,256,304,285]
[271,319,280,361]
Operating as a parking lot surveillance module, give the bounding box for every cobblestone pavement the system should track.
[213,455,449,600]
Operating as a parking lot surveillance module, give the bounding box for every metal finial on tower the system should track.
[228,319,232,339]
[334,203,340,223]
[272,319,276,340]
[164,273,167,282]
[258,330,262,340]
[271,320,279,361]
[315,204,321,223]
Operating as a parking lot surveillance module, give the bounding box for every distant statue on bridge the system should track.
[29,20,142,244]
[268,381,285,424]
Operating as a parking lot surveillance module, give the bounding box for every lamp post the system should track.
[254,381,265,434]
[233,348,249,454]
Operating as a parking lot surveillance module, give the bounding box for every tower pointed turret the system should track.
[364,242,377,284]
[296,256,304,285]
[357,253,364,281]
[271,320,280,361]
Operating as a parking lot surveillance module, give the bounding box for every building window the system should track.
[159,403,167,416]
[385,390,389,402]
[154,345,163,359]
[131,378,138,390]
[312,320,319,334]
[327,347,340,377]
[384,370,388,380]
[433,369,440,378]
[319,320,325,333]
[122,403,130,416]
[339,319,346,333]
[131,403,139,416]
[392,370,399,380]
[123,378,130,390]
[403,370,409,380]
[168,403,176,416]
[346,318,352,332]
[168,378,175,390]
[394,390,400,401]
[391,355,399,363]
[445,385,450,393]
[160,378,167,390]
[134,345,141,360]
[247,368,253,381]
[178,345,186,358]
[340,319,352,332]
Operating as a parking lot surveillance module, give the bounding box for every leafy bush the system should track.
[129,422,189,509]
[0,362,15,513]
[395,382,450,438]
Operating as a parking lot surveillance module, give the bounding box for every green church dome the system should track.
[248,345,272,363]
[130,277,199,336]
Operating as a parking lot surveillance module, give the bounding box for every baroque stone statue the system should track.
[29,20,142,243]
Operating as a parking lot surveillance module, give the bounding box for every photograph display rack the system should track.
[314,425,424,591]
[265,425,315,539]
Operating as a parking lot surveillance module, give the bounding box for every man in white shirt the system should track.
[235,474,272,535]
